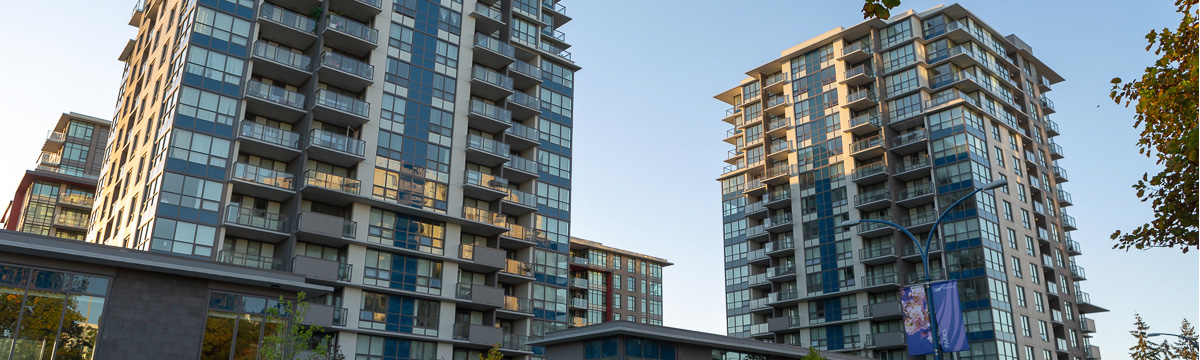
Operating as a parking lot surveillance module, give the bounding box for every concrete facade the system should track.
[566,237,671,328]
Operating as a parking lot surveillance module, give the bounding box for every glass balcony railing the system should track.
[890,130,927,148]
[764,72,788,87]
[852,161,887,180]
[504,188,537,207]
[507,155,537,173]
[254,41,312,71]
[854,188,890,205]
[851,135,883,153]
[475,34,515,58]
[503,296,532,313]
[472,65,514,91]
[925,89,975,110]
[473,2,503,22]
[511,60,540,79]
[902,210,938,227]
[321,51,373,79]
[503,259,531,277]
[260,3,315,34]
[847,89,877,103]
[469,99,512,124]
[1041,95,1056,111]
[59,193,94,207]
[310,129,365,156]
[510,91,539,109]
[766,95,789,108]
[326,14,378,44]
[463,206,500,224]
[842,40,872,55]
[860,245,895,260]
[218,250,285,271]
[247,80,305,109]
[539,41,572,61]
[467,134,511,157]
[506,122,538,141]
[862,273,898,287]
[849,113,880,128]
[765,238,794,252]
[465,169,509,191]
[857,216,892,233]
[845,64,873,79]
[241,121,300,149]
[233,163,294,190]
[225,204,290,233]
[766,117,791,132]
[314,90,369,118]
[54,214,89,228]
[767,213,793,228]
[303,170,361,195]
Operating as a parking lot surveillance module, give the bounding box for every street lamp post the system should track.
[841,179,1007,360]
[1148,332,1200,350]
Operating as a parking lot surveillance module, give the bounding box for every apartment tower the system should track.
[1,113,110,240]
[90,0,578,358]
[566,237,670,327]
[715,4,1103,360]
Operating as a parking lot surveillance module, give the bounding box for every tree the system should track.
[261,292,345,360]
[1131,314,1165,360]
[479,344,503,360]
[1129,314,1200,360]
[861,0,902,19]
[1109,0,1199,253]
[1170,319,1199,360]
[801,346,828,360]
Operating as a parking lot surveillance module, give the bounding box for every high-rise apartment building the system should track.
[90,0,579,358]
[715,4,1103,360]
[566,237,670,327]
[1,112,110,240]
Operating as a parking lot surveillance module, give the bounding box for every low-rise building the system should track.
[568,237,671,327]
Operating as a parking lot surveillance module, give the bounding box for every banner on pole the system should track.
[932,280,971,352]
[901,285,934,355]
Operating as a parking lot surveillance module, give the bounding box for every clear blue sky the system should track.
[0,0,1194,356]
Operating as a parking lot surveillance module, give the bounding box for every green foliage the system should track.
[1109,0,1199,253]
[862,0,902,19]
[800,346,827,360]
[309,6,324,33]
[261,292,344,360]
[479,344,503,360]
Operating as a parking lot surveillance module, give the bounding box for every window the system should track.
[1020,315,1031,337]
[368,208,446,255]
[1012,257,1023,278]
[614,294,621,309]
[1003,201,1014,221]
[539,118,572,151]
[193,7,252,47]
[881,43,916,73]
[169,129,230,169]
[359,292,439,336]
[883,68,919,95]
[1025,236,1036,255]
[1033,292,1044,312]
[999,174,1009,194]
[613,275,621,290]
[995,147,1006,168]
[1030,263,1041,284]
[202,292,280,360]
[178,86,238,126]
[1012,156,1023,176]
[880,19,913,48]
[66,121,94,140]
[0,265,109,360]
[363,249,442,295]
[150,219,216,257]
[1007,228,1018,249]
[355,335,437,360]
[185,46,244,89]
[1021,210,1031,229]
[1039,320,1049,341]
[62,143,89,162]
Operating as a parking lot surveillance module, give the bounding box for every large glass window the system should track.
[363,249,443,295]
[178,87,239,126]
[62,143,88,162]
[881,43,916,73]
[358,292,439,336]
[512,18,538,45]
[367,208,446,255]
[169,129,231,169]
[65,121,94,141]
[193,7,251,47]
[355,335,437,360]
[880,19,913,48]
[0,265,109,360]
[201,292,284,360]
[149,218,217,257]
[185,47,244,91]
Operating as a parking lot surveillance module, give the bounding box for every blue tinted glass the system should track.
[71,275,110,296]
[602,337,617,356]
[661,343,676,360]
[31,270,70,291]
[624,338,641,356]
[0,265,30,287]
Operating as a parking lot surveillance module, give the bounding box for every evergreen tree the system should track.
[1173,319,1199,360]
[1131,314,1164,360]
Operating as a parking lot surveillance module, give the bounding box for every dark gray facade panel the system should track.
[98,268,210,360]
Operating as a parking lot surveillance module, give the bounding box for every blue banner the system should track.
[932,280,970,352]
[901,285,934,355]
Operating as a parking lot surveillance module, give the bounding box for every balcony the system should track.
[307,129,365,167]
[893,155,931,181]
[318,51,373,91]
[466,134,511,167]
[856,217,894,237]
[455,283,505,309]
[542,0,571,24]
[764,95,790,116]
[251,41,312,85]
[1057,189,1074,206]
[866,331,906,349]
[745,225,767,241]
[473,34,515,69]
[292,255,348,283]
[501,333,532,352]
[231,163,294,201]
[924,89,976,114]
[245,80,306,121]
[864,301,902,319]
[846,113,882,135]
[471,65,515,101]
[763,163,793,185]
[471,2,505,33]
[42,131,65,152]
[502,188,538,214]
[842,64,874,86]
[1041,95,1057,114]
[58,193,94,208]
[763,72,789,92]
[328,0,383,24]
[257,3,317,49]
[765,238,796,255]
[311,90,369,127]
[850,135,885,159]
[238,121,301,160]
[1071,264,1087,280]
[1046,118,1061,136]
[569,277,588,289]
[217,250,285,271]
[1081,316,1097,333]
[468,99,513,133]
[765,117,791,138]
[1049,142,1065,160]
[1086,345,1102,360]
[37,152,61,167]
[840,40,873,63]
[1047,281,1060,298]
[53,214,88,229]
[499,259,533,283]
[323,14,377,57]
[538,41,573,63]
[509,60,541,88]
[504,155,538,182]
[302,169,361,203]
[901,210,938,231]
[889,129,928,155]
[768,141,791,160]
[859,245,897,265]
[1067,240,1083,255]
[295,211,357,246]
[462,170,509,201]
[452,323,503,347]
[224,205,290,242]
[896,183,935,208]
[768,288,801,306]
[853,188,891,211]
[1053,166,1070,183]
[1076,291,1107,313]
[904,268,946,285]
[504,122,539,151]
[458,244,507,272]
[765,213,793,232]
[843,89,879,111]
[851,161,888,184]
[1055,338,1069,354]
[1062,213,1078,230]
[766,316,803,333]
[901,241,942,260]
[507,91,541,119]
[860,273,900,292]
[498,296,534,319]
[764,190,792,210]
